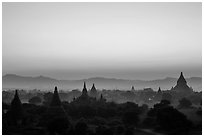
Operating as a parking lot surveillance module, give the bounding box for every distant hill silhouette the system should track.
[2,74,202,91]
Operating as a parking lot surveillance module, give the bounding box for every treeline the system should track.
[2,98,201,135]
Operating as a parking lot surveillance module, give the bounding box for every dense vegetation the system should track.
[2,91,202,135]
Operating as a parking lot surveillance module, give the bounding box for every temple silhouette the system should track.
[172,72,193,96]
[8,90,24,126]
[89,83,98,98]
[43,86,68,126]
[72,82,103,104]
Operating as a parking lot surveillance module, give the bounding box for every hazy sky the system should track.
[2,2,202,80]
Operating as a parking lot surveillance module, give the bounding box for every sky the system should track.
[2,2,202,80]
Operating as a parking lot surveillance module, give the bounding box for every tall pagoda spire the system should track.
[131,86,135,91]
[172,72,192,95]
[177,72,187,86]
[90,83,97,97]
[44,86,68,131]
[11,90,22,108]
[158,87,161,93]
[50,86,61,106]
[91,83,96,91]
[82,82,88,96]
[10,90,24,125]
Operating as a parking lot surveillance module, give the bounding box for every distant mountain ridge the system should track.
[2,74,202,92]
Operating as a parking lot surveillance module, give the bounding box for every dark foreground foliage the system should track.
[2,99,201,135]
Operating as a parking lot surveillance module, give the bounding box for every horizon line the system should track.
[2,73,202,81]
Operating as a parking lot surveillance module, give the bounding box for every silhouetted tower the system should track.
[131,86,135,91]
[46,86,67,118]
[50,86,61,106]
[155,87,162,101]
[10,90,24,125]
[90,83,97,98]
[172,72,192,96]
[177,72,187,86]
[82,82,88,97]
[43,86,68,133]
[158,87,162,93]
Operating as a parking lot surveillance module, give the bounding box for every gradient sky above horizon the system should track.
[3,2,202,80]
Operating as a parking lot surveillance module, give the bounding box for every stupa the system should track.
[172,72,192,95]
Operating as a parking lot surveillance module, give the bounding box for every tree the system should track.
[122,110,139,127]
[156,106,192,134]
[178,98,192,109]
[29,96,42,105]
[47,116,70,134]
[75,119,88,135]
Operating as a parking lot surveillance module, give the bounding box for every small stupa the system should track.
[131,86,135,91]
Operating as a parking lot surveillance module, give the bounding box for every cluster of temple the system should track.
[5,82,105,126]
[5,72,193,126]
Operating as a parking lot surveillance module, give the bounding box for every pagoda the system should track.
[81,82,88,97]
[89,83,97,98]
[46,86,67,118]
[172,72,192,95]
[50,86,61,106]
[9,90,24,125]
[131,86,135,91]
[72,82,97,104]
[158,87,162,94]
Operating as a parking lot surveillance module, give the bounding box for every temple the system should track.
[46,86,67,118]
[158,87,162,93]
[72,82,105,104]
[131,86,135,91]
[82,82,88,97]
[172,72,193,96]
[89,83,98,98]
[9,90,24,125]
[50,86,61,106]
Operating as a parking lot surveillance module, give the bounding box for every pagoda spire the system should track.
[90,83,97,97]
[50,86,61,106]
[172,72,192,95]
[11,90,23,112]
[10,90,24,125]
[92,83,95,89]
[131,86,135,91]
[177,72,187,86]
[82,82,88,96]
[158,87,161,93]
[84,82,86,89]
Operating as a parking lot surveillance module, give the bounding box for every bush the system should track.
[156,106,192,134]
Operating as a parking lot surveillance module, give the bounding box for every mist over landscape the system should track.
[2,2,202,135]
[2,73,202,92]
